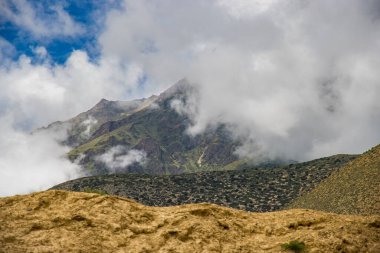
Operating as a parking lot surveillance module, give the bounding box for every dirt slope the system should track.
[1,190,379,253]
[289,145,380,215]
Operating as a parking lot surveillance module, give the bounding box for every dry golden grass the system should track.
[1,190,379,252]
[289,145,380,215]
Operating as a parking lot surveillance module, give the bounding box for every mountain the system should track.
[289,144,380,215]
[52,154,357,212]
[42,92,159,147]
[50,79,276,175]
[64,95,159,147]
[1,190,379,252]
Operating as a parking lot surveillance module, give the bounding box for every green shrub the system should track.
[82,188,108,195]
[281,240,306,252]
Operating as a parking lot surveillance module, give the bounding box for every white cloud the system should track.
[0,116,81,196]
[217,0,279,17]
[95,146,147,173]
[80,116,98,138]
[32,46,48,58]
[0,0,83,38]
[0,50,143,196]
[99,0,380,161]
[0,50,143,130]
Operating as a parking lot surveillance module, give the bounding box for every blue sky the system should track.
[0,0,120,64]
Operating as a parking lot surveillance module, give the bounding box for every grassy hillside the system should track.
[1,190,379,252]
[52,154,357,212]
[289,145,380,215]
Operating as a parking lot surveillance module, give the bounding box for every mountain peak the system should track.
[99,98,109,103]
[91,98,113,112]
[92,79,190,110]
[96,98,110,106]
[161,78,190,94]
[157,78,195,102]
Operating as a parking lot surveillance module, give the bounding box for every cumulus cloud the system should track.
[32,46,48,58]
[95,146,147,173]
[0,117,81,196]
[99,0,380,161]
[0,50,143,131]
[0,47,143,197]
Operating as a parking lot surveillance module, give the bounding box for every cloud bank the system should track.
[1,0,380,195]
[100,0,380,161]
[0,49,144,196]
[0,120,80,196]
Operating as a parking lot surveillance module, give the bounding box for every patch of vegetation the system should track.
[82,188,108,195]
[281,240,306,252]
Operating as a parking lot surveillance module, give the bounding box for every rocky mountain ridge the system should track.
[53,154,357,212]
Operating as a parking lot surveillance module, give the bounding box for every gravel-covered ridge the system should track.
[52,154,357,212]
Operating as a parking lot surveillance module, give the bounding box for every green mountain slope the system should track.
[52,80,260,175]
[46,95,158,147]
[52,154,357,212]
[289,145,380,215]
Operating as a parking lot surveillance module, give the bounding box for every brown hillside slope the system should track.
[1,190,379,253]
[289,145,380,215]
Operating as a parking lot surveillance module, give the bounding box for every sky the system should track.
[0,0,380,196]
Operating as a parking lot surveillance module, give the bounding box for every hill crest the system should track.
[289,145,380,215]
